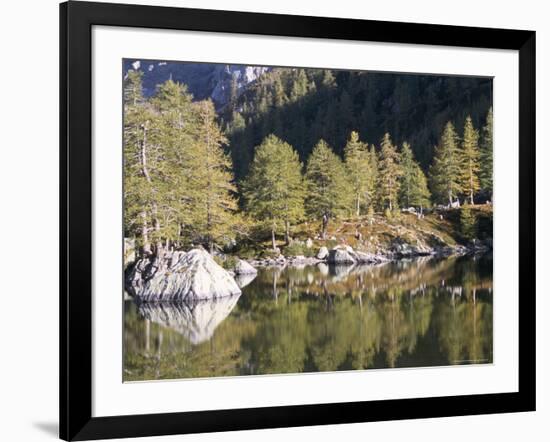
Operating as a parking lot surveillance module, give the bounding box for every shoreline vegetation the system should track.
[124,67,493,300]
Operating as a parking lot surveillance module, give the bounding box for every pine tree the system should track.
[305,140,352,238]
[429,121,462,206]
[243,135,306,250]
[344,131,373,217]
[399,142,431,210]
[479,107,493,197]
[187,100,238,252]
[377,133,402,211]
[459,116,481,205]
[410,165,431,211]
[290,69,308,102]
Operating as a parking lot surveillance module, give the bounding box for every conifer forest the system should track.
[123,61,493,381]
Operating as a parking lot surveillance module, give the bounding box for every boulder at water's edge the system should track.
[126,248,241,302]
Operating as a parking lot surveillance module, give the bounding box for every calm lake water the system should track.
[124,254,493,381]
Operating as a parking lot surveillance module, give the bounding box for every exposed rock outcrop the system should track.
[126,249,241,302]
[327,245,387,265]
[316,246,329,260]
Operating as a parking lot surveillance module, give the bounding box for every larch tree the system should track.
[398,142,431,211]
[479,107,493,198]
[124,70,164,255]
[377,133,403,211]
[187,100,238,253]
[243,134,306,250]
[344,131,373,217]
[306,140,352,239]
[151,79,198,250]
[429,121,462,206]
[459,116,481,205]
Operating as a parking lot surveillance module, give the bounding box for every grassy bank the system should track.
[233,205,493,259]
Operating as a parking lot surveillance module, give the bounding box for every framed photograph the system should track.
[60,1,536,440]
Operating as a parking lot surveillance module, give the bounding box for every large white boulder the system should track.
[126,249,241,302]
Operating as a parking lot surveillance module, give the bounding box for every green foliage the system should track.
[284,242,316,258]
[214,255,239,270]
[222,68,492,180]
[305,140,353,237]
[377,133,403,211]
[242,134,306,248]
[124,65,494,258]
[399,142,431,209]
[429,121,462,205]
[124,78,238,254]
[460,206,477,240]
[479,108,493,196]
[187,100,239,251]
[459,116,481,204]
[344,131,375,216]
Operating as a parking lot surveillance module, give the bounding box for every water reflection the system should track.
[124,254,492,381]
[137,295,241,345]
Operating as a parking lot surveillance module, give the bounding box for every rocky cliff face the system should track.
[124,60,269,108]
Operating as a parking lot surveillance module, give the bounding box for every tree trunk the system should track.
[271,226,277,251]
[140,121,161,255]
[284,220,290,245]
[356,195,360,217]
[321,214,329,240]
[154,213,162,254]
[140,211,151,255]
[448,190,453,207]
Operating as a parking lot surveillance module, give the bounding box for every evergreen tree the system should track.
[344,131,373,217]
[151,79,199,249]
[368,144,379,209]
[377,133,402,211]
[290,69,309,102]
[399,142,431,210]
[305,140,352,238]
[479,107,493,197]
[410,165,431,210]
[429,122,462,205]
[124,71,165,254]
[187,100,238,252]
[243,135,306,250]
[459,116,481,205]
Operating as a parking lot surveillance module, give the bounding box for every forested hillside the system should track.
[124,63,493,258]
[220,68,492,177]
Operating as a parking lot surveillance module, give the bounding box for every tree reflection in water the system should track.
[124,254,492,381]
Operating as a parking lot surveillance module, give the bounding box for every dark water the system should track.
[124,254,493,381]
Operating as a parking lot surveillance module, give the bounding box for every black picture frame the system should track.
[60,1,536,440]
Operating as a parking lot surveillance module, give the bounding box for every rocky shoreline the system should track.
[245,241,491,268]
[125,241,491,303]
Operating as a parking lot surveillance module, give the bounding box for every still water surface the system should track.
[124,254,492,381]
